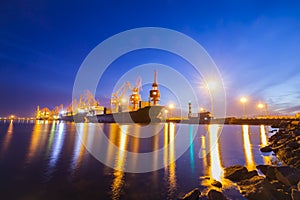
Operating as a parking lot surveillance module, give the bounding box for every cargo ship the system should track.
[87,105,164,124]
[86,70,164,124]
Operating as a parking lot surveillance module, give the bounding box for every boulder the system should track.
[287,140,300,149]
[257,165,269,175]
[275,166,300,186]
[239,176,291,200]
[242,170,258,180]
[291,189,300,200]
[207,189,227,200]
[224,165,248,181]
[182,188,200,200]
[260,145,273,152]
[211,180,222,188]
[266,166,278,181]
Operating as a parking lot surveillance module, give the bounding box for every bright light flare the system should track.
[240,97,248,103]
[168,103,175,109]
[257,103,264,109]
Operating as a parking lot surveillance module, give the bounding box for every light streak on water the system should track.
[242,125,255,170]
[208,125,223,181]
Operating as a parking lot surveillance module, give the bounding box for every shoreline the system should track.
[182,120,300,200]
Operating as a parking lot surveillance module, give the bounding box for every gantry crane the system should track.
[111,77,142,112]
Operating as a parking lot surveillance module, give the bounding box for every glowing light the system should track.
[1,120,14,154]
[112,125,128,200]
[260,125,271,164]
[201,135,208,173]
[260,125,268,147]
[164,123,169,169]
[168,104,174,109]
[240,97,247,103]
[121,98,127,103]
[27,122,42,162]
[49,122,65,167]
[208,125,223,181]
[240,97,248,117]
[71,123,88,172]
[169,123,177,196]
[206,80,217,90]
[189,126,195,172]
[242,125,255,170]
[257,103,264,109]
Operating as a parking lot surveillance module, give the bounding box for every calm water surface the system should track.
[0,120,274,199]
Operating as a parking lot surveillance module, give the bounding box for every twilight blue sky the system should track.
[1,0,300,117]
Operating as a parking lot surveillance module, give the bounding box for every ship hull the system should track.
[60,112,87,122]
[87,106,164,124]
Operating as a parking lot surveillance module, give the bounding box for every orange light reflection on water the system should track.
[208,125,223,181]
[1,120,14,155]
[111,125,129,200]
[242,125,256,170]
[260,125,272,164]
[169,123,177,195]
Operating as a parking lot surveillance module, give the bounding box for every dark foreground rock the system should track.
[181,188,200,200]
[224,165,257,182]
[260,145,273,152]
[207,189,227,200]
[211,180,222,188]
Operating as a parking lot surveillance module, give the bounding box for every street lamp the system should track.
[240,97,248,118]
[164,109,169,119]
[257,103,264,117]
[257,103,268,117]
[168,104,174,118]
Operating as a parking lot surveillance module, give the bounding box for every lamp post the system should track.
[164,109,169,119]
[257,103,268,117]
[257,103,264,117]
[168,104,174,118]
[240,97,248,118]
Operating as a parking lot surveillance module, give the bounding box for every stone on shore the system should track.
[207,189,227,200]
[260,145,273,152]
[292,189,300,200]
[224,165,248,181]
[256,165,277,181]
[275,166,300,186]
[238,176,291,200]
[211,180,222,188]
[224,165,257,182]
[182,188,200,200]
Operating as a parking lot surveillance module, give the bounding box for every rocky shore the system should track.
[181,121,300,200]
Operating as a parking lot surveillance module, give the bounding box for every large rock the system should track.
[207,189,227,200]
[239,176,291,200]
[242,170,258,180]
[257,165,269,175]
[211,180,222,188]
[291,189,300,200]
[275,166,300,186]
[182,188,200,200]
[224,165,258,182]
[260,145,273,152]
[224,165,248,181]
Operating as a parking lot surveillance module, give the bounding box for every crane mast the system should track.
[149,70,160,106]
